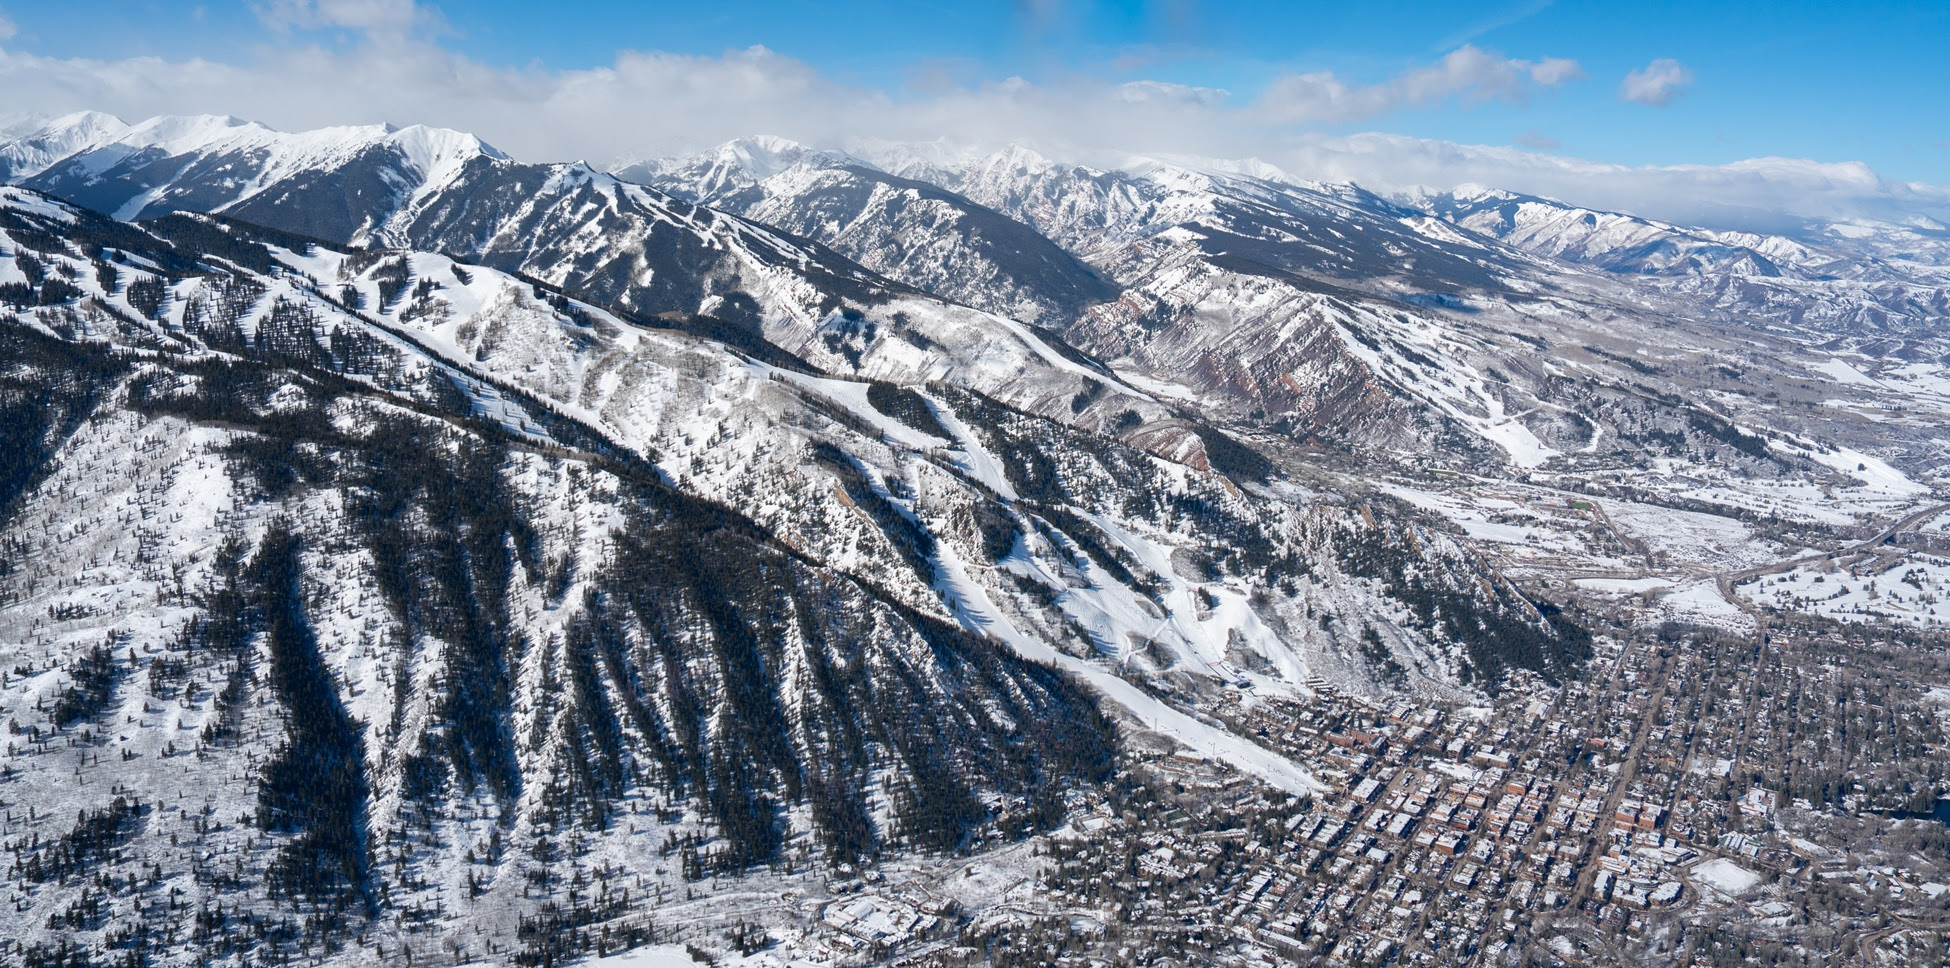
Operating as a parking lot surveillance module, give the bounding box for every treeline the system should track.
[939,383,1290,582]
[252,525,372,908]
[1333,515,1591,687]
[865,380,951,440]
[542,477,1118,870]
[12,797,146,885]
[0,324,126,533]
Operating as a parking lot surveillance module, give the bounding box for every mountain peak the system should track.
[0,111,134,180]
[705,134,854,179]
[1447,182,1519,203]
[384,122,509,175]
[622,135,855,204]
[121,112,261,146]
[989,143,1054,173]
[37,109,128,135]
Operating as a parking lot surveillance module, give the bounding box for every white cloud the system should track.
[1513,129,1558,150]
[1528,57,1585,86]
[1116,80,1230,108]
[1620,57,1693,107]
[0,30,1939,232]
[1286,132,1950,230]
[1259,45,1582,123]
[0,10,15,43]
[254,0,438,41]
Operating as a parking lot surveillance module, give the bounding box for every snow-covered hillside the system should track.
[12,112,503,240]
[4,117,1198,456]
[638,138,1117,326]
[0,186,1613,966]
[4,104,1950,968]
[12,115,1944,492]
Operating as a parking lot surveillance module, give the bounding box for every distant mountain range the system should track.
[0,111,1943,967]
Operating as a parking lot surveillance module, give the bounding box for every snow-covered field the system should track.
[1740,553,1950,629]
[1691,858,1764,897]
[585,949,702,968]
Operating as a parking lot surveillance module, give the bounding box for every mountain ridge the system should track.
[2,105,1948,968]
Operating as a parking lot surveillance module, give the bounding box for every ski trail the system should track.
[931,543,1324,797]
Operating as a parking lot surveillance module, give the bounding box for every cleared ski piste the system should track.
[931,539,1325,798]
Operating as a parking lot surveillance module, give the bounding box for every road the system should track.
[1569,640,1676,907]
[1723,501,1950,588]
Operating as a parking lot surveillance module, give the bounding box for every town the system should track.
[793,613,1950,967]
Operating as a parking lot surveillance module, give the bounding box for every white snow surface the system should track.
[2,112,505,224]
[1691,858,1763,896]
[931,538,1324,797]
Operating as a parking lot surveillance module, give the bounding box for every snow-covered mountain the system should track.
[837,141,1946,483]
[616,134,846,205]
[7,113,1943,502]
[635,141,1507,462]
[375,157,1132,421]
[14,112,504,241]
[12,114,1942,509]
[1414,184,1806,277]
[0,111,134,183]
[0,184,1609,965]
[6,117,1193,453]
[634,138,1118,326]
[4,108,1950,967]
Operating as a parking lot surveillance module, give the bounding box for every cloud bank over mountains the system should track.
[0,0,1941,232]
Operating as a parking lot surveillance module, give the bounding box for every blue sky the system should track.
[3,0,1941,181]
[0,1,1944,226]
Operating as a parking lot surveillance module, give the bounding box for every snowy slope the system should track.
[10,112,506,241]
[0,188,1135,967]
[642,138,1118,325]
[0,190,1611,968]
[0,110,132,182]
[4,118,1178,450]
